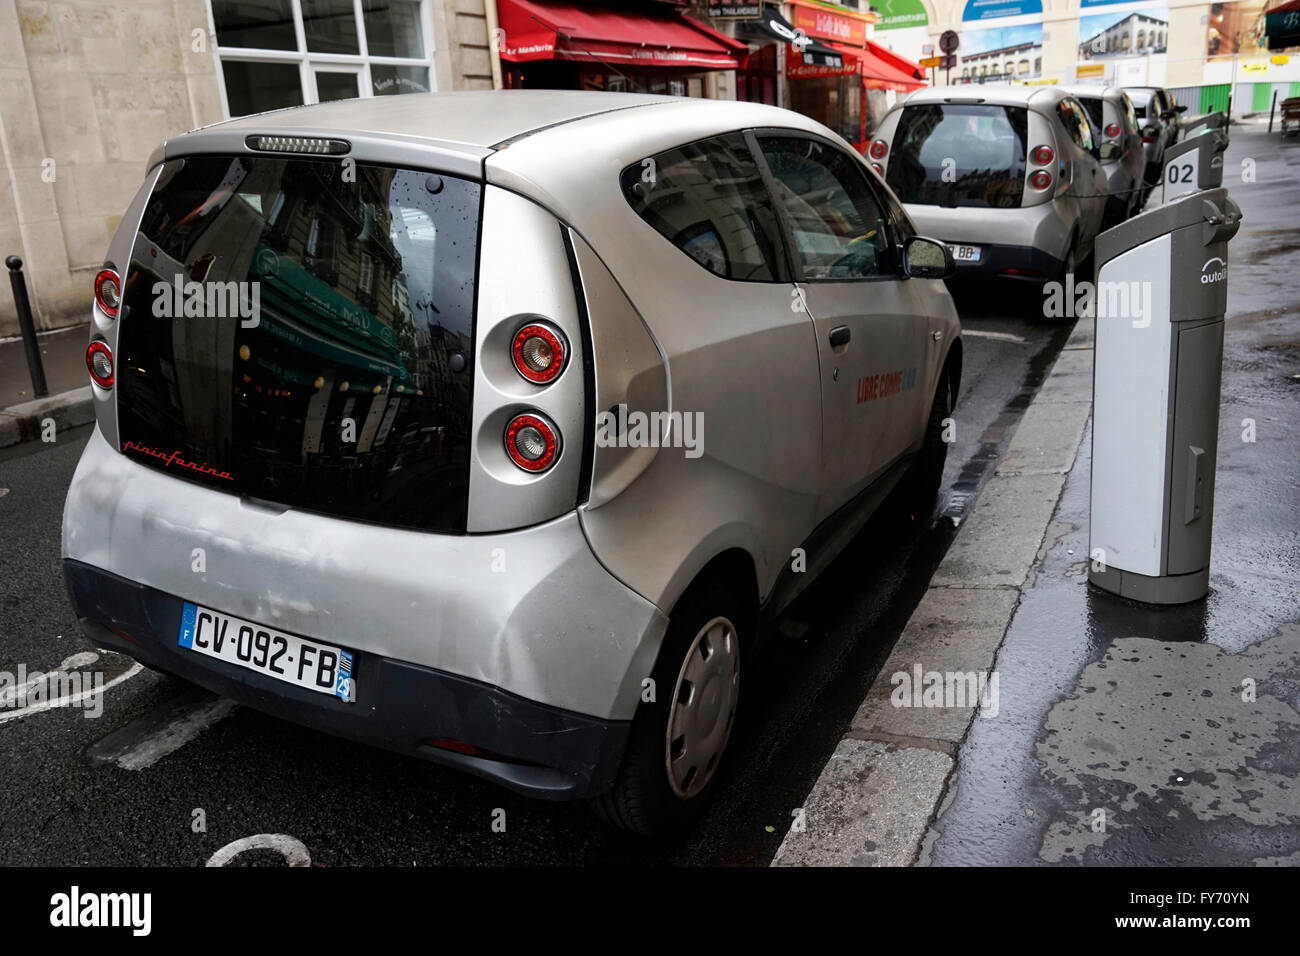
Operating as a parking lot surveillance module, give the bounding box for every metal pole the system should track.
[6,255,48,398]
[1269,89,1278,133]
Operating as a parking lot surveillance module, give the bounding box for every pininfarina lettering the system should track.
[49,886,151,936]
[121,440,233,480]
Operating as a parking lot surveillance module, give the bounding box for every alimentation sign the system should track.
[875,0,929,31]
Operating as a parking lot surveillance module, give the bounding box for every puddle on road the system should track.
[1034,623,1300,863]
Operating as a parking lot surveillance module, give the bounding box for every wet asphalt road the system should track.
[928,125,1300,866]
[0,290,1068,866]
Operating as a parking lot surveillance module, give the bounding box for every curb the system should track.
[772,318,1096,867]
[0,386,95,449]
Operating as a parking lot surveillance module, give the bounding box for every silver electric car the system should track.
[870,85,1108,282]
[1058,85,1147,228]
[1124,86,1186,185]
[62,91,961,835]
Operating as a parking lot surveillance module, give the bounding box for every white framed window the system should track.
[207,0,437,118]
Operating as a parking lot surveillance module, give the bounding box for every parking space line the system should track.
[961,330,1027,343]
[87,686,238,770]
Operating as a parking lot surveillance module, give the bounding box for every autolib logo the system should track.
[1201,256,1227,285]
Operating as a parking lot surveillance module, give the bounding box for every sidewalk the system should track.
[775,124,1300,866]
[0,324,93,448]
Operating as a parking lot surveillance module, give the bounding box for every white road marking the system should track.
[206,833,312,867]
[109,696,239,770]
[961,330,1027,343]
[0,658,142,724]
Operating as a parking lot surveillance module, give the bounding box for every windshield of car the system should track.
[884,103,1028,208]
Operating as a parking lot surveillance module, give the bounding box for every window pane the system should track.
[884,103,1028,209]
[212,0,297,50]
[303,0,360,54]
[222,60,304,117]
[371,64,430,96]
[621,133,783,282]
[117,157,481,532]
[364,0,424,58]
[316,70,359,102]
[760,136,890,280]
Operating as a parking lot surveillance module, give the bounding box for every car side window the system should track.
[1057,99,1093,152]
[757,135,892,281]
[621,133,785,282]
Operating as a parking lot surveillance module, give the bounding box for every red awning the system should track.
[496,0,747,70]
[835,40,926,92]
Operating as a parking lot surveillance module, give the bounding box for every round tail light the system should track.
[1030,169,1053,190]
[1104,122,1121,138]
[511,322,566,384]
[86,340,114,388]
[1031,145,1054,166]
[94,269,121,318]
[871,163,884,175]
[505,412,559,472]
[869,139,888,160]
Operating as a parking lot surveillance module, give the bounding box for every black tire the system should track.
[902,370,953,519]
[590,579,746,836]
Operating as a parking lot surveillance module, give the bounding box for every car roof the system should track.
[1057,85,1124,102]
[897,84,1071,111]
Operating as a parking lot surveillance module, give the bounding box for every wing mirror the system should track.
[903,236,955,280]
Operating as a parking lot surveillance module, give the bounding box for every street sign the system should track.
[706,1,763,17]
[922,43,935,56]
[939,29,959,54]
[920,56,942,68]
[939,54,956,69]
[1077,63,1104,79]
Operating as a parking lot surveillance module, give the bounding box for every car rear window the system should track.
[1078,97,1104,132]
[884,103,1029,208]
[114,155,479,533]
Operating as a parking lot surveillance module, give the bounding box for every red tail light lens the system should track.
[1031,145,1054,166]
[86,340,114,388]
[511,322,566,384]
[505,413,559,472]
[94,269,121,318]
[869,139,888,160]
[1104,123,1121,138]
[1030,170,1053,190]
[871,163,884,175]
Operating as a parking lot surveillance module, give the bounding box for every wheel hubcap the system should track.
[665,616,740,799]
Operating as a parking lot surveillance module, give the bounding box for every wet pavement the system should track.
[927,125,1300,866]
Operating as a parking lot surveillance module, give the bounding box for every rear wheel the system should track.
[590,580,745,836]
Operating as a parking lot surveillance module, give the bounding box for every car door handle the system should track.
[829,325,851,348]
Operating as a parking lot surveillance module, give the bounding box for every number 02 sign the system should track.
[1163,153,1199,202]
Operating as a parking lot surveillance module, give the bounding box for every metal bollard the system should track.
[6,255,49,398]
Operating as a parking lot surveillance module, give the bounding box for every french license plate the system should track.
[951,244,982,262]
[177,602,355,702]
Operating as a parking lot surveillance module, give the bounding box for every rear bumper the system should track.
[64,559,628,799]
[905,202,1070,281]
[944,242,1065,281]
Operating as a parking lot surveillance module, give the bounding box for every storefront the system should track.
[495,0,748,95]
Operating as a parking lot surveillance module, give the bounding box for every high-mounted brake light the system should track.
[869,139,888,160]
[1030,169,1053,190]
[1105,122,1121,138]
[504,413,560,472]
[511,322,566,384]
[86,340,114,388]
[245,135,350,155]
[94,269,121,318]
[1031,145,1054,166]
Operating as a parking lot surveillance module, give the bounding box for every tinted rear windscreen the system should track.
[116,155,479,533]
[1078,97,1104,132]
[885,104,1028,208]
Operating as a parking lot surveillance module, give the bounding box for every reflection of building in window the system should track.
[960,41,1043,81]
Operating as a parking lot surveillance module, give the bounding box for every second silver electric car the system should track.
[1059,85,1147,227]
[871,85,1109,283]
[62,91,961,835]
